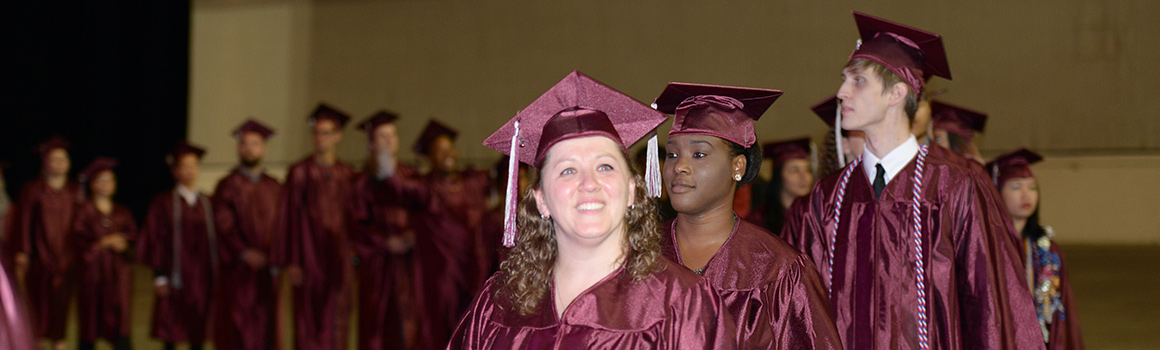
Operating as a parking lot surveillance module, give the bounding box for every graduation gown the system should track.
[348,164,417,350]
[72,201,136,342]
[447,259,737,349]
[1025,227,1084,350]
[662,217,842,349]
[273,156,356,350]
[137,190,217,343]
[385,169,490,349]
[780,151,1046,349]
[8,179,80,339]
[928,145,1024,254]
[212,168,283,350]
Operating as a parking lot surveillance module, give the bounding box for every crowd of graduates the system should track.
[0,10,1084,350]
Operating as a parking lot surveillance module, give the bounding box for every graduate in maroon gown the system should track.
[930,100,987,164]
[73,158,135,350]
[137,142,216,350]
[407,118,491,349]
[348,110,417,350]
[988,149,1084,349]
[779,12,1045,349]
[274,104,357,350]
[652,83,841,349]
[753,137,816,233]
[212,120,283,350]
[811,96,865,178]
[8,136,80,350]
[450,70,735,349]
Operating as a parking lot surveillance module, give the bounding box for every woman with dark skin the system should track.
[653,82,840,349]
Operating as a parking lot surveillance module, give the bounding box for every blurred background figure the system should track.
[988,149,1085,349]
[811,96,865,178]
[137,143,215,350]
[755,137,815,233]
[275,104,357,350]
[8,136,80,350]
[931,100,987,164]
[212,120,283,350]
[348,110,416,350]
[73,158,135,350]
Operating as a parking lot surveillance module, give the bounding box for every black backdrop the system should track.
[1,2,191,219]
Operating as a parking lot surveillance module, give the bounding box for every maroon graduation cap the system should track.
[79,157,118,183]
[413,119,457,156]
[763,137,813,169]
[308,103,351,128]
[166,141,207,166]
[232,119,276,139]
[483,70,668,247]
[848,11,952,97]
[357,110,400,136]
[931,100,987,141]
[986,148,1043,186]
[652,82,782,148]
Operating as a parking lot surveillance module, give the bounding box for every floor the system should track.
[45,244,1160,349]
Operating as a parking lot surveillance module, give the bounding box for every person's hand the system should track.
[241,249,269,270]
[386,236,410,254]
[13,253,28,273]
[101,234,129,252]
[285,265,304,286]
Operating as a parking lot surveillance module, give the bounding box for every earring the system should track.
[629,204,635,210]
[733,174,742,181]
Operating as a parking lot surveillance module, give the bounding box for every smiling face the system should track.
[663,134,745,216]
[427,135,459,173]
[1001,177,1039,221]
[533,136,635,247]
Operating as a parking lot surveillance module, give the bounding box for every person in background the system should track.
[653,82,840,348]
[137,142,216,350]
[73,157,135,350]
[450,71,736,349]
[274,104,357,350]
[755,137,815,234]
[780,12,1044,349]
[8,136,79,350]
[811,96,865,178]
[407,119,491,349]
[212,119,283,350]
[988,149,1084,349]
[348,110,416,350]
[930,100,987,164]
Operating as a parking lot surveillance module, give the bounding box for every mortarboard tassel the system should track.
[834,100,847,166]
[645,134,661,198]
[502,120,521,248]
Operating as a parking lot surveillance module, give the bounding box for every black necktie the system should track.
[873,163,886,198]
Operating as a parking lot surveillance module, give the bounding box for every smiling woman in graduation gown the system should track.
[653,83,841,349]
[447,71,735,349]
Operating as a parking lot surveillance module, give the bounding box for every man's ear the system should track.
[887,82,909,107]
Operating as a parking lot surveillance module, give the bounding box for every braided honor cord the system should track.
[826,144,931,349]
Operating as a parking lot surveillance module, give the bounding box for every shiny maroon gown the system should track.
[212,168,283,350]
[8,179,80,340]
[137,190,217,343]
[662,217,842,349]
[274,157,356,350]
[384,169,490,349]
[780,151,1046,349]
[0,259,34,350]
[72,201,136,342]
[448,258,737,349]
[348,164,417,350]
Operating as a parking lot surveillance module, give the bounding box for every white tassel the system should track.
[502,120,520,247]
[834,100,846,166]
[646,134,661,198]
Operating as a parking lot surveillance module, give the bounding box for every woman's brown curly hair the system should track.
[497,150,663,315]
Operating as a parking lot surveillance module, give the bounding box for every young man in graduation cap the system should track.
[211,119,283,350]
[274,104,357,350]
[780,12,1045,349]
[347,110,417,350]
[137,142,217,350]
[8,136,80,350]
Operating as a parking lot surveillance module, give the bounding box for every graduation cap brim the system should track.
[358,110,400,132]
[652,82,783,120]
[853,11,951,81]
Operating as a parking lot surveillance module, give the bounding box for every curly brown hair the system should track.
[497,155,663,315]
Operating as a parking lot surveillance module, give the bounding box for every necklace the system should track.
[828,144,930,349]
[682,214,737,276]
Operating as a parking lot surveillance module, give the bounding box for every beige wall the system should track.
[189,0,1160,243]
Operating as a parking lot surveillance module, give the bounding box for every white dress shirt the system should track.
[861,135,920,186]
